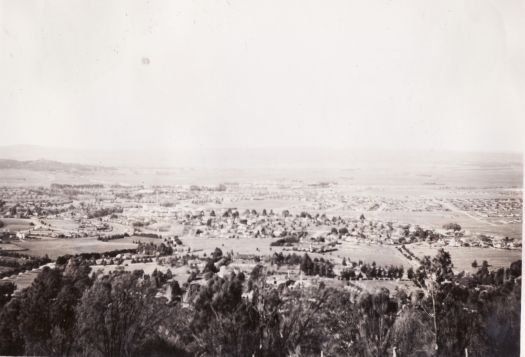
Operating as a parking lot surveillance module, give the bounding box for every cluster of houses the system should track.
[0,186,73,219]
[448,197,522,223]
[1,183,521,252]
[164,207,522,252]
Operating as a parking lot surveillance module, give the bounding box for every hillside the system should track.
[0,158,112,173]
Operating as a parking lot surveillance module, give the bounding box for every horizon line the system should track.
[1,144,523,156]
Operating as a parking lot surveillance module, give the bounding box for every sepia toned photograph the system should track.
[0,1,523,356]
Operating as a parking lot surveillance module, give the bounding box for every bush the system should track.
[270,236,300,246]
[442,223,462,231]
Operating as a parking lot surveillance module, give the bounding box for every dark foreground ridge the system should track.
[0,249,520,357]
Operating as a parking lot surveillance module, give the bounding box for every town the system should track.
[0,177,521,356]
[0,180,521,292]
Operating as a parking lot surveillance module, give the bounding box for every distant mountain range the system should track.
[0,144,521,170]
[0,158,112,172]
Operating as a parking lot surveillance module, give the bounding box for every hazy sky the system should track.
[1,0,524,153]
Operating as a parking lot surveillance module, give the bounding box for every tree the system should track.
[203,259,218,274]
[0,296,25,356]
[18,267,63,355]
[188,273,256,356]
[5,259,93,356]
[391,307,435,356]
[49,259,93,356]
[249,264,264,290]
[355,288,398,356]
[300,254,313,275]
[212,247,223,261]
[431,249,454,283]
[76,271,169,357]
[442,223,461,231]
[480,280,521,356]
[253,286,333,357]
[408,249,454,353]
[509,260,521,278]
[0,282,16,309]
[170,281,183,302]
[166,269,173,280]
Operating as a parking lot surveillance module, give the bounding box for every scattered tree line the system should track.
[97,233,130,242]
[136,242,173,256]
[340,261,404,281]
[300,254,335,277]
[134,232,162,239]
[270,252,302,267]
[397,244,420,262]
[190,184,227,192]
[51,184,104,189]
[55,249,137,265]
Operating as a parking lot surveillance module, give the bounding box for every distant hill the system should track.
[0,144,521,170]
[0,158,112,172]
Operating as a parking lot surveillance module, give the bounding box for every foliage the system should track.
[75,271,170,357]
[0,259,92,356]
[442,222,462,231]
[0,252,51,279]
[0,281,16,308]
[0,250,521,357]
[87,207,123,219]
[270,236,300,246]
[300,253,334,277]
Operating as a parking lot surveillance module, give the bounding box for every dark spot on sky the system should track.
[142,57,150,65]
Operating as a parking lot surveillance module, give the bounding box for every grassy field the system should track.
[9,234,199,260]
[13,237,137,259]
[408,242,522,273]
[43,219,80,231]
[5,232,522,292]
[332,241,412,268]
[179,236,287,256]
[0,243,27,251]
[90,261,199,286]
[178,236,413,270]
[8,232,522,276]
[9,234,245,260]
[0,218,35,231]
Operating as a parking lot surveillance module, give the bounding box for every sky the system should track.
[0,0,524,153]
